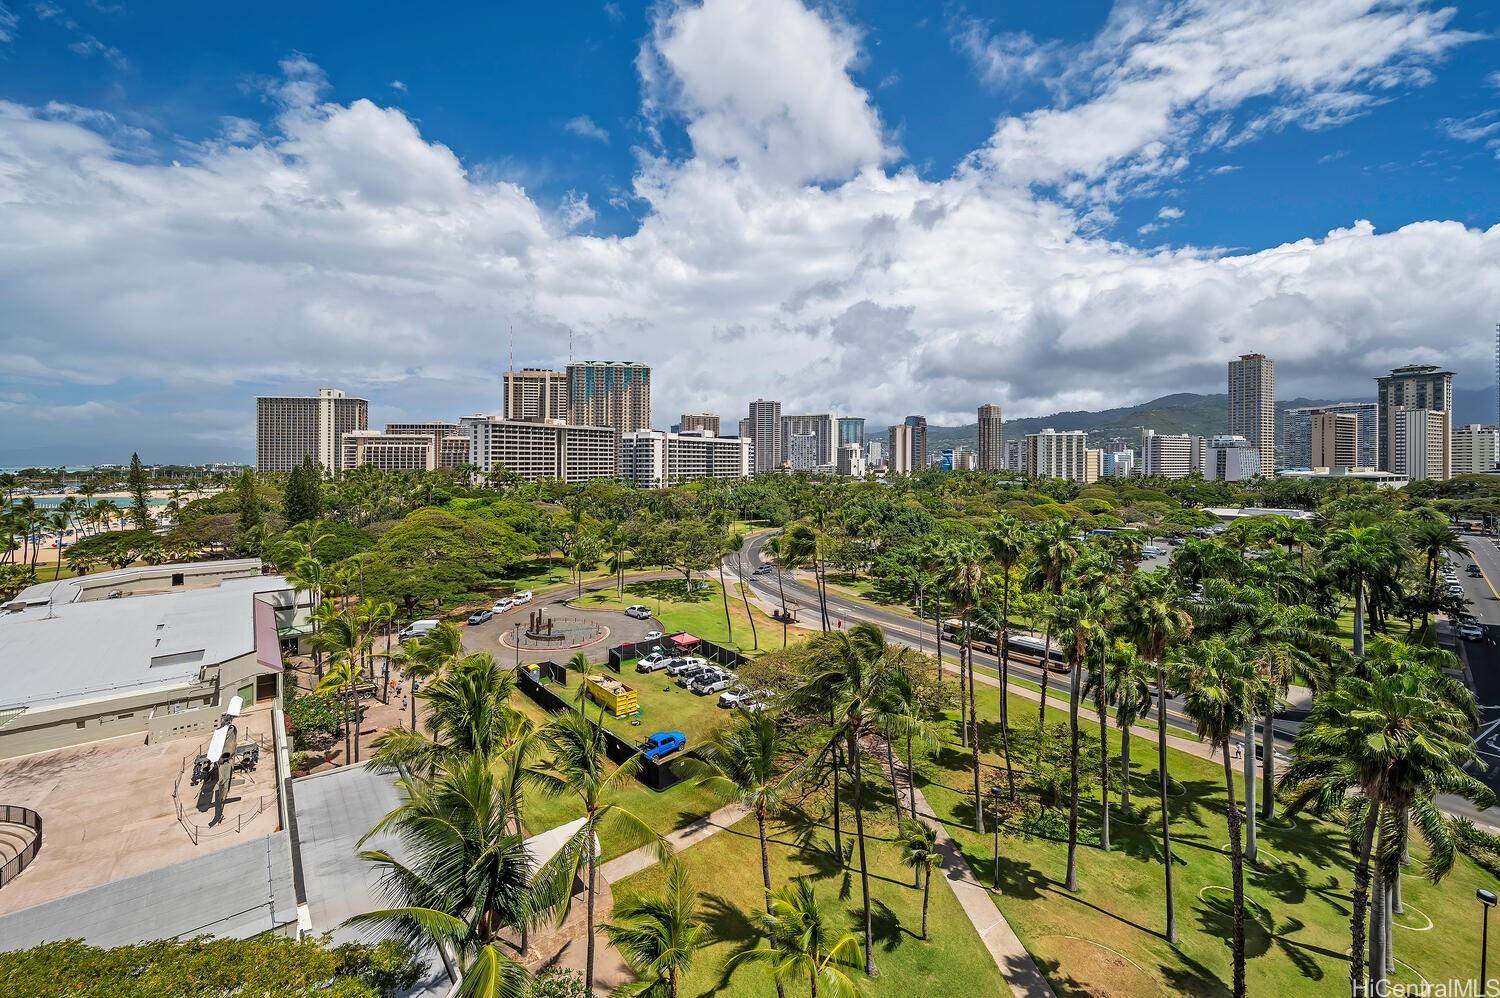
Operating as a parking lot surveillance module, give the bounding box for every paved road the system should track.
[1450,535,1500,815]
[737,530,1500,827]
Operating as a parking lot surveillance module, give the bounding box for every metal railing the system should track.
[171,734,275,845]
[0,805,42,889]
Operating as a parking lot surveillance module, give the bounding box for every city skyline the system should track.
[3,0,1500,464]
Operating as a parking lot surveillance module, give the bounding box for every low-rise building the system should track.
[0,560,293,758]
[618,430,753,488]
[461,416,619,483]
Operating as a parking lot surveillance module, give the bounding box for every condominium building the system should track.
[887,423,916,475]
[1392,408,1452,482]
[837,442,866,478]
[941,446,976,472]
[1309,411,1359,470]
[679,413,720,436]
[342,430,443,472]
[782,414,836,467]
[503,369,568,422]
[1100,449,1135,478]
[746,399,783,473]
[1024,429,1089,481]
[1207,434,1262,481]
[864,439,886,468]
[977,404,1004,471]
[787,433,819,472]
[904,416,928,472]
[1284,402,1377,469]
[1228,353,1275,473]
[1453,424,1500,474]
[256,388,368,473]
[566,361,652,432]
[618,430,752,488]
[1002,439,1025,472]
[385,422,472,469]
[837,417,866,448]
[1376,365,1453,471]
[1084,448,1102,484]
[1141,429,1206,479]
[460,416,619,483]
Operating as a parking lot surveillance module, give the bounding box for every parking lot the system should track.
[587,656,750,750]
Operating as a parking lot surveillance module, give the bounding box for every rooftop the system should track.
[0,568,289,713]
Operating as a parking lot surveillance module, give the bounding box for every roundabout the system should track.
[499,609,609,651]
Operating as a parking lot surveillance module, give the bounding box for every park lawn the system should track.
[593,663,734,749]
[916,684,1497,997]
[507,685,726,861]
[573,578,785,656]
[498,557,612,595]
[615,789,1012,998]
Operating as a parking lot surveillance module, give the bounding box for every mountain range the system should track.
[925,386,1497,453]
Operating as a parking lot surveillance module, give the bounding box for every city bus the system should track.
[940,621,1069,670]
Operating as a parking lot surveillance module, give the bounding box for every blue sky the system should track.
[1,0,1499,463]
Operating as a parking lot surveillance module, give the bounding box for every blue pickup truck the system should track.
[641,731,685,761]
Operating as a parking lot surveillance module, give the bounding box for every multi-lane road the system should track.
[732,528,1500,826]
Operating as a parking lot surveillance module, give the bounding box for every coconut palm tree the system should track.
[1052,585,1109,888]
[1120,571,1193,944]
[1323,525,1400,657]
[349,750,544,997]
[313,608,372,764]
[371,653,524,774]
[984,516,1027,799]
[730,878,863,998]
[1280,638,1493,997]
[792,623,906,976]
[1100,638,1154,817]
[1171,638,1268,998]
[1028,521,1078,743]
[603,861,706,998]
[727,529,760,650]
[532,711,667,993]
[693,710,790,998]
[399,622,466,730]
[944,540,991,831]
[898,821,941,940]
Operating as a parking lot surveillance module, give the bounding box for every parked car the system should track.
[694,676,732,696]
[624,604,652,620]
[1460,622,1485,641]
[510,590,534,606]
[641,731,685,761]
[643,630,663,641]
[399,619,440,641]
[467,609,494,625]
[636,653,672,673]
[666,656,707,676]
[1141,545,1167,557]
[675,664,710,686]
[492,597,514,612]
[718,686,749,708]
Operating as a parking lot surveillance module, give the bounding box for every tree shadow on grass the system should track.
[1028,953,1118,998]
[859,898,909,952]
[695,892,761,998]
[622,579,714,605]
[1158,949,1230,997]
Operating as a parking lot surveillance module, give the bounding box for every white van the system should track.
[399,619,440,641]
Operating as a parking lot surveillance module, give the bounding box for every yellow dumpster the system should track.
[585,674,639,718]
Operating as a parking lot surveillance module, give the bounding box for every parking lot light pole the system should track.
[1480,888,1496,990]
[513,622,520,670]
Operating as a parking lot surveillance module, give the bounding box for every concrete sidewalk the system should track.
[598,801,749,882]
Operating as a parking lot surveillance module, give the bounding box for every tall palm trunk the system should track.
[1119,722,1132,815]
[1261,714,1276,820]
[1065,660,1082,892]
[1369,815,1391,994]
[831,740,843,860]
[885,738,903,827]
[585,819,599,992]
[1156,668,1177,944]
[920,866,932,940]
[1242,722,1256,863]
[1036,625,1053,765]
[1222,745,1247,998]
[1352,582,1366,658]
[847,731,877,977]
[999,585,1016,799]
[1096,674,1110,852]
[1348,797,1379,996]
[757,804,787,998]
[717,559,734,643]
[906,728,918,821]
[958,639,969,748]
[735,550,759,650]
[969,627,983,834]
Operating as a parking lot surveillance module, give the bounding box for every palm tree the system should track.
[945,540,990,831]
[727,529,760,650]
[350,751,542,997]
[1120,571,1192,944]
[898,821,941,940]
[693,710,790,998]
[1100,639,1154,817]
[1406,519,1467,634]
[792,623,904,976]
[533,711,667,993]
[730,879,863,998]
[1028,521,1078,743]
[372,653,523,773]
[1281,639,1493,997]
[399,622,465,730]
[1323,525,1399,657]
[984,516,1027,799]
[312,607,372,764]
[1052,586,1108,889]
[603,861,705,998]
[1171,638,1267,998]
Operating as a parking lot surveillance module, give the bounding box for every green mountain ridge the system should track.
[925,393,1341,452]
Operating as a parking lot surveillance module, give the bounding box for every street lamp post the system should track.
[1480,888,1497,991]
[988,786,1003,890]
[513,621,521,671]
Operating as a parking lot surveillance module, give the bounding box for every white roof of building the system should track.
[5,559,264,611]
[0,571,289,713]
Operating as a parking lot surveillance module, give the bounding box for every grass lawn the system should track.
[916,682,1498,996]
[615,784,1012,998]
[499,557,612,595]
[507,688,725,861]
[573,578,786,656]
[588,663,735,749]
